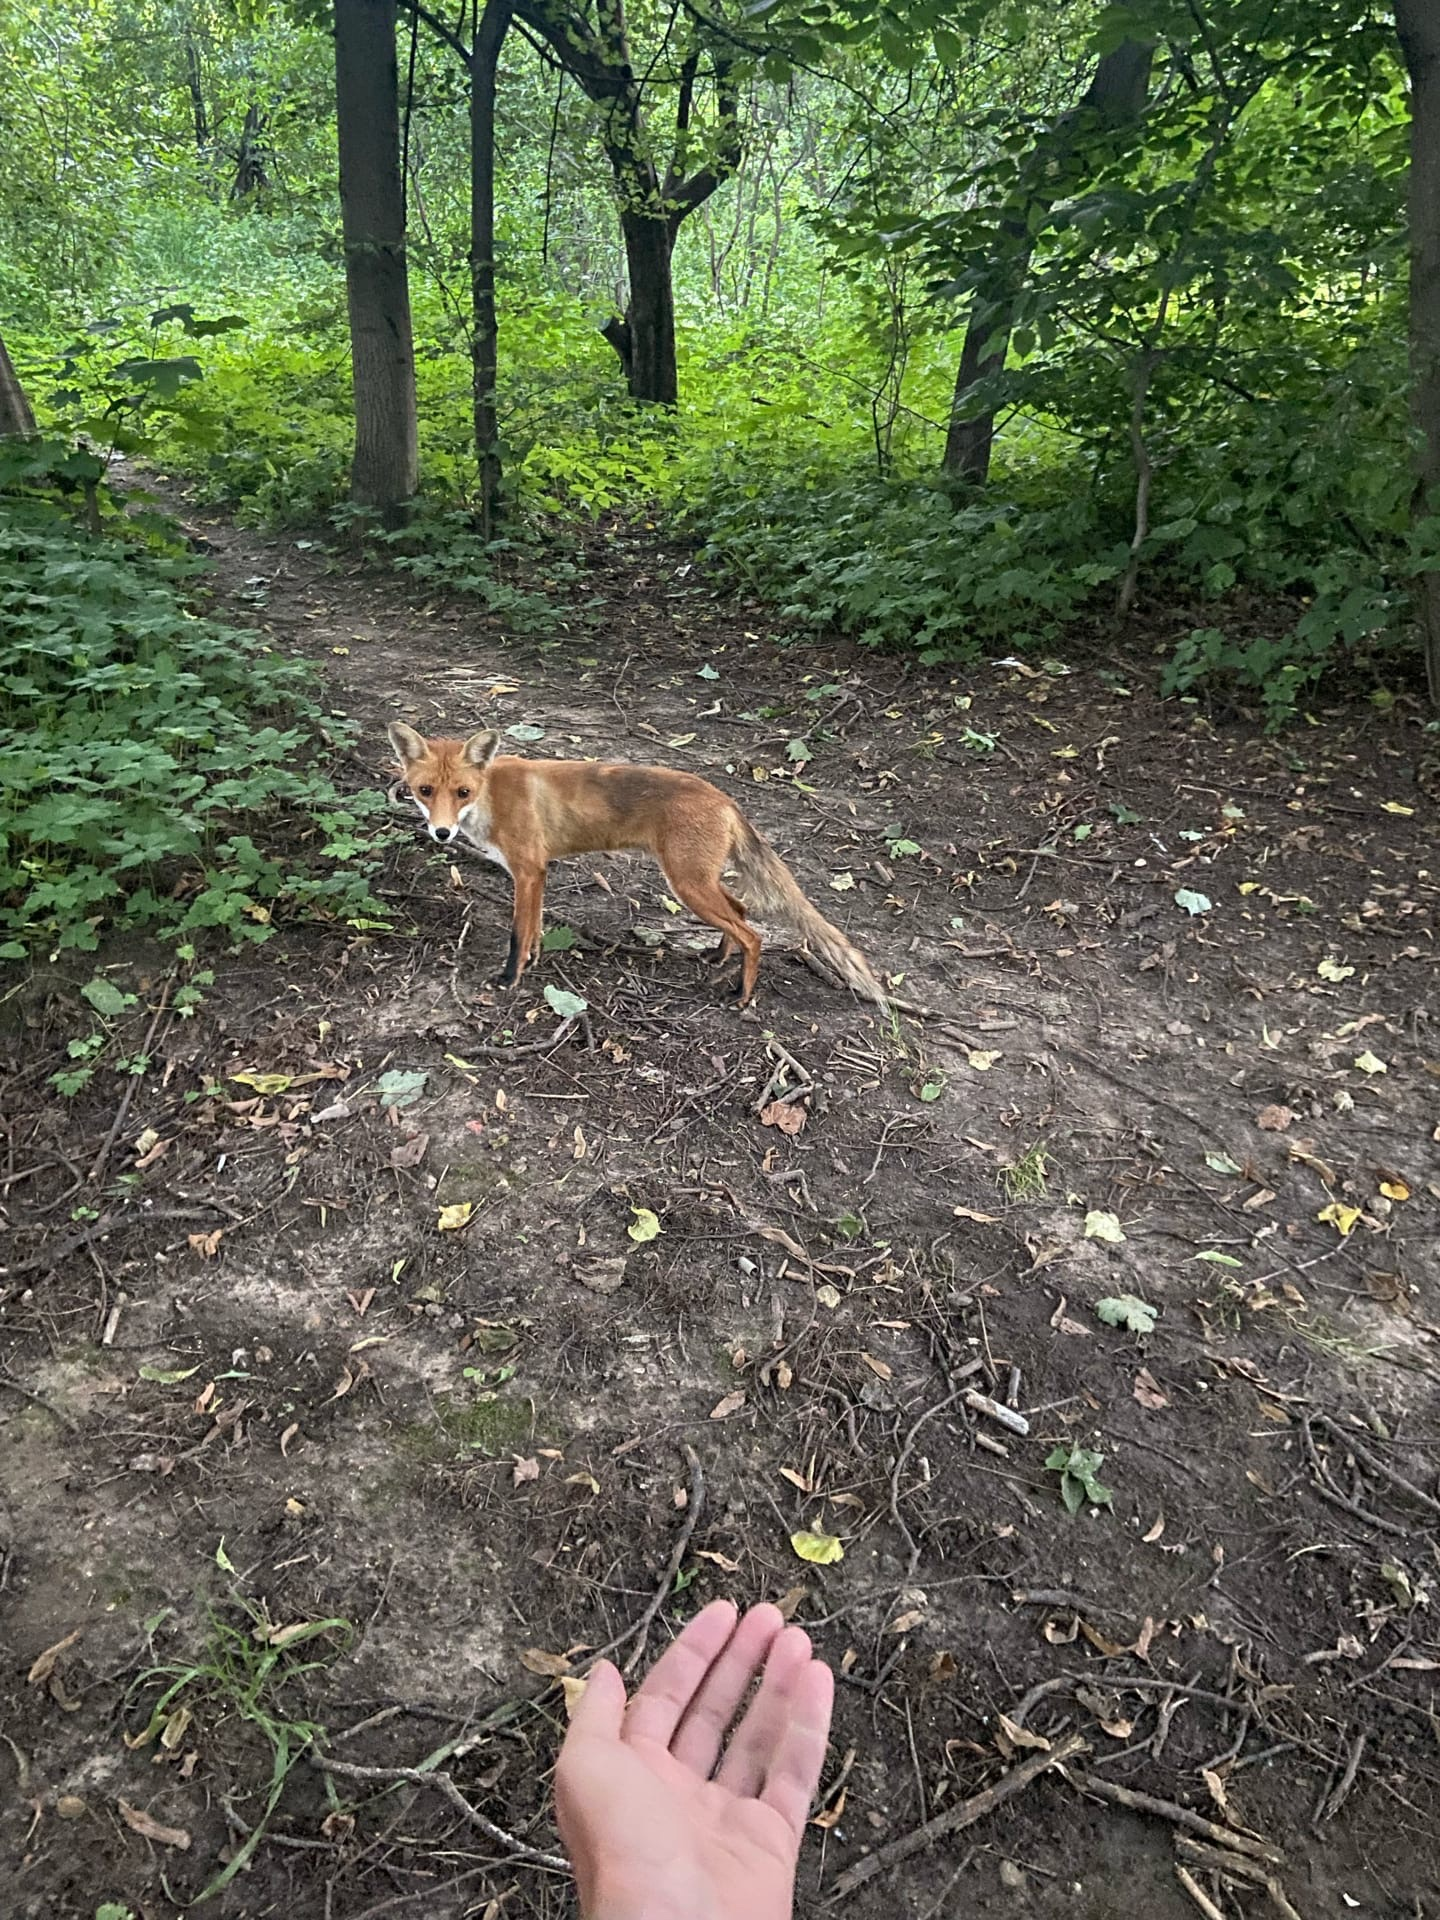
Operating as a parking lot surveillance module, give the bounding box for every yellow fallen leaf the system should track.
[628,1207,662,1243]
[1353,1051,1387,1074]
[560,1675,589,1718]
[1378,1178,1410,1202]
[1381,801,1414,816]
[1317,1202,1362,1238]
[437,1202,474,1231]
[967,1049,1001,1071]
[231,1071,293,1095]
[790,1530,844,1565]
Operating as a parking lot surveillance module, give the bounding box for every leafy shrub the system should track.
[0,453,391,960]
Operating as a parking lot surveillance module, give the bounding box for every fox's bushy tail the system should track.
[729,820,887,1006]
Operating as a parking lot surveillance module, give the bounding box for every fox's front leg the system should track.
[491,864,547,989]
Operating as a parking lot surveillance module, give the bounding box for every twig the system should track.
[1314,1730,1366,1826]
[1175,1864,1228,1920]
[753,1035,813,1115]
[454,1016,581,1058]
[1301,1417,1410,1538]
[1313,1415,1440,1520]
[312,1753,567,1870]
[0,1204,221,1280]
[827,1730,1087,1898]
[88,981,172,1185]
[889,1386,966,1577]
[592,1443,705,1677]
[1060,1767,1285,1867]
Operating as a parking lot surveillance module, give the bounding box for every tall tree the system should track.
[0,334,36,439]
[335,0,420,511]
[1396,0,1440,706]
[943,23,1154,483]
[471,0,512,534]
[515,0,741,403]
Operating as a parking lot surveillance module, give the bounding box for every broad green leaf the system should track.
[628,1207,662,1243]
[1096,1295,1157,1335]
[1083,1209,1126,1244]
[544,986,588,1019]
[790,1529,844,1565]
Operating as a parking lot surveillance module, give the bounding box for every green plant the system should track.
[1001,1142,1049,1201]
[0,485,392,960]
[1045,1444,1114,1515]
[125,1553,351,1903]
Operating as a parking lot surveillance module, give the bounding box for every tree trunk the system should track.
[470,0,510,535]
[183,35,210,151]
[616,209,677,405]
[1396,0,1440,706]
[0,333,37,438]
[943,31,1154,484]
[335,0,419,514]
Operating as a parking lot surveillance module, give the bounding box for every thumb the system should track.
[564,1659,627,1746]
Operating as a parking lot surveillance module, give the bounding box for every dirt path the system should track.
[2,504,1438,1920]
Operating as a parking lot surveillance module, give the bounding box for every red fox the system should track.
[387,722,886,1009]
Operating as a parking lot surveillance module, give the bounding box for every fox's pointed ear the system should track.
[388,721,427,765]
[463,729,500,769]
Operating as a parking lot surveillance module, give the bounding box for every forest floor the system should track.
[2,493,1439,1920]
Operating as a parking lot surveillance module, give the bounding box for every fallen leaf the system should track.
[1256,1104,1293,1132]
[519,1647,572,1678]
[1378,1177,1410,1203]
[815,1283,842,1310]
[790,1530,844,1565]
[889,1608,925,1635]
[953,1205,1002,1224]
[565,1471,601,1494]
[187,1229,223,1259]
[1353,1050,1387,1075]
[117,1800,191,1850]
[1133,1369,1169,1410]
[861,1352,893,1380]
[997,1714,1051,1754]
[810,1789,847,1829]
[1199,1768,1234,1819]
[696,1550,743,1573]
[573,1257,628,1294]
[1143,1513,1166,1544]
[1317,1201,1363,1238]
[138,1364,201,1386]
[230,1070,292,1095]
[27,1629,81,1685]
[1096,1295,1157,1334]
[1083,1209,1126,1244]
[779,1466,812,1493]
[1380,801,1414,816]
[829,872,856,892]
[709,1390,747,1420]
[560,1675,589,1718]
[1317,956,1355,982]
[966,1049,1001,1071]
[1174,889,1213,916]
[628,1207,662,1244]
[389,1132,429,1169]
[759,1099,806,1135]
[775,1584,807,1620]
[512,1456,540,1487]
[437,1202,474,1231]
[929,1650,958,1682]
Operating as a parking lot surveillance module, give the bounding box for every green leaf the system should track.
[1083,1209,1126,1244]
[544,986,588,1020]
[696,664,720,680]
[376,1069,428,1110]
[833,1211,864,1241]
[138,1364,201,1385]
[81,976,134,1018]
[1204,1152,1242,1175]
[1194,1249,1244,1269]
[215,1537,237,1575]
[1174,890,1213,916]
[505,724,546,742]
[541,925,579,951]
[1095,1295,1157,1335]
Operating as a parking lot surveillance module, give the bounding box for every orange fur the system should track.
[387,721,886,1009]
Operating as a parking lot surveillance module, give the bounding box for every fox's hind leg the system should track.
[663,869,762,1006]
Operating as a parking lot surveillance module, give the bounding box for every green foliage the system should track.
[0,469,391,960]
[1045,1443,1115,1515]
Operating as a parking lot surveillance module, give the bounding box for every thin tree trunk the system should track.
[616,209,677,405]
[943,32,1154,484]
[0,333,37,438]
[470,0,510,536]
[184,35,210,150]
[1396,0,1440,706]
[335,0,419,514]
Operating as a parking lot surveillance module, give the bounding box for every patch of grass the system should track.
[126,1563,351,1902]
[1001,1142,1050,1202]
[398,1390,536,1463]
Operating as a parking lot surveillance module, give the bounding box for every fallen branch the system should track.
[827,1730,1087,1898]
[1174,1839,1306,1920]
[1175,1863,1227,1920]
[1060,1766,1285,1867]
[313,1753,567,1871]
[1314,1414,1440,1520]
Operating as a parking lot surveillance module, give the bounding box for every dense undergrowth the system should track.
[0,433,391,972]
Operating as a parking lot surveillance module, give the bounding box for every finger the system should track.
[759,1658,835,1840]
[668,1603,786,1776]
[713,1624,815,1797]
[563,1659,626,1747]
[622,1598,740,1748]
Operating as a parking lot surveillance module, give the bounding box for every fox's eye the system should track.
[456,787,471,800]
[417,784,434,798]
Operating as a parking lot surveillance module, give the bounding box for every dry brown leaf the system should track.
[519,1647,573,1678]
[388,1132,429,1169]
[573,1257,628,1295]
[1200,1767,1235,1820]
[997,1714,1051,1754]
[709,1389,747,1420]
[696,1550,743,1573]
[778,1466,811,1493]
[1256,1104,1293,1132]
[810,1789,847,1830]
[759,1099,807,1135]
[775,1584,807,1621]
[27,1629,81,1686]
[861,1352,893,1381]
[953,1205,1002,1224]
[279,1421,299,1456]
[117,1800,191,1850]
[888,1608,925,1635]
[1133,1368,1170,1410]
[512,1456,540,1487]
[1142,1513,1166,1544]
[187,1228,223,1259]
[1078,1619,1129,1658]
[560,1675,589,1718]
[929,1650,958,1682]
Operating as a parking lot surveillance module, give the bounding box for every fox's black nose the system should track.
[431,825,456,844]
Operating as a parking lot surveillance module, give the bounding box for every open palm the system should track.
[555,1601,835,1920]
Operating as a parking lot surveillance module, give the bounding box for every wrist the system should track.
[580,1870,714,1920]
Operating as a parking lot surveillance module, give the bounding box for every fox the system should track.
[387,720,886,1010]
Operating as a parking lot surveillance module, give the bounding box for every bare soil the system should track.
[2,502,1438,1920]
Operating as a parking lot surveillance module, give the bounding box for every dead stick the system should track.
[1061,1767,1284,1866]
[1313,1416,1440,1520]
[313,1754,567,1870]
[89,982,172,1185]
[588,1442,705,1678]
[827,1730,1087,1898]
[1175,1865,1228,1920]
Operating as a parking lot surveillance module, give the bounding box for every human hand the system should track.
[555,1599,835,1920]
